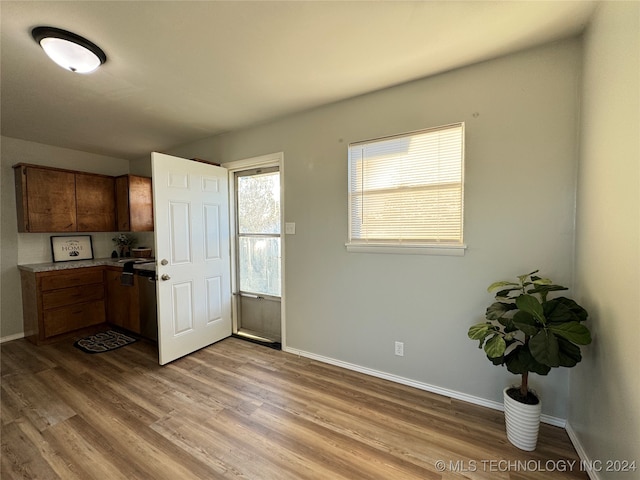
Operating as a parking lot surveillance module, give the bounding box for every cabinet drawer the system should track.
[40,268,104,291]
[42,283,104,310]
[43,300,106,338]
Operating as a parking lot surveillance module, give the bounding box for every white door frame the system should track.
[223,152,286,349]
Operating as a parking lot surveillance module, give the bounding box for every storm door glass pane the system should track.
[238,237,281,297]
[237,172,280,234]
[237,170,281,297]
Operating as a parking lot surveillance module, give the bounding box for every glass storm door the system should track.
[234,167,281,345]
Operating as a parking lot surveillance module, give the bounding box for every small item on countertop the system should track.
[132,247,152,258]
[112,233,137,258]
[111,250,118,258]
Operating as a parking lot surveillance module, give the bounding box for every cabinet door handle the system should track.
[161,274,170,281]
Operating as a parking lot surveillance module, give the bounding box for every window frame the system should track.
[346,123,466,256]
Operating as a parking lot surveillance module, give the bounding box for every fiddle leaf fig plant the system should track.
[468,270,591,402]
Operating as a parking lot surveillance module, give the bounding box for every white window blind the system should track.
[348,123,464,250]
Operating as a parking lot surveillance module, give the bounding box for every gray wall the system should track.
[571,2,640,478]
[168,39,582,419]
[0,137,131,339]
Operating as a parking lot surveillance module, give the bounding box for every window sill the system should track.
[345,243,466,256]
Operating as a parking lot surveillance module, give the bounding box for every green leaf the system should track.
[543,300,574,324]
[502,319,519,333]
[529,330,560,367]
[517,270,539,284]
[512,311,540,336]
[504,345,551,376]
[488,281,519,293]
[484,334,506,358]
[528,357,552,375]
[486,302,516,320]
[495,287,522,298]
[548,322,592,345]
[547,297,588,322]
[488,354,505,366]
[532,277,553,285]
[516,295,545,323]
[468,323,491,341]
[557,336,582,367]
[504,346,528,374]
[527,284,568,295]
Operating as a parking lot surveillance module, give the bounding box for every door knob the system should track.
[161,274,171,281]
[161,259,168,265]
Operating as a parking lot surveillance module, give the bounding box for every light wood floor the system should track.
[1,336,587,480]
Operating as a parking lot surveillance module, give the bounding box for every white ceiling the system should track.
[1,1,597,161]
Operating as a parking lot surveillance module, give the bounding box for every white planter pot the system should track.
[503,387,542,451]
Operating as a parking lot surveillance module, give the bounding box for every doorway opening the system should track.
[232,166,282,348]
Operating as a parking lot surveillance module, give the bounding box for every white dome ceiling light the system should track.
[32,26,107,74]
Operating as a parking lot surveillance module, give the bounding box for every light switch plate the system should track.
[285,222,296,235]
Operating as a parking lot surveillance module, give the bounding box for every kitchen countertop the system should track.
[18,258,157,273]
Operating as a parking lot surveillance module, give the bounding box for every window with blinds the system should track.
[347,123,465,253]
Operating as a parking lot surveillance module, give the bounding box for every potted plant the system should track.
[468,270,591,451]
[112,233,137,257]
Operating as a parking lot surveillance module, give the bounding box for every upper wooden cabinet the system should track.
[76,172,116,232]
[14,164,77,232]
[13,164,117,233]
[115,175,154,231]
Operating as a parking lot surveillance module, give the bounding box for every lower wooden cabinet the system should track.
[20,267,107,345]
[104,268,141,334]
[20,265,148,345]
[44,301,106,338]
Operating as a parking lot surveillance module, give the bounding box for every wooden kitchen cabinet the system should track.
[115,175,154,231]
[13,163,117,233]
[20,267,107,345]
[14,164,77,232]
[76,172,117,232]
[105,267,141,334]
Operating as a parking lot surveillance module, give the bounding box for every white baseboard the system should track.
[566,422,601,480]
[0,332,25,344]
[283,346,566,427]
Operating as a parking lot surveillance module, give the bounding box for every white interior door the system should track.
[152,152,231,365]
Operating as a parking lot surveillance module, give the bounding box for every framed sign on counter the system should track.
[51,235,94,262]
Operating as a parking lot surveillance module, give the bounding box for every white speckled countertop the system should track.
[18,258,157,273]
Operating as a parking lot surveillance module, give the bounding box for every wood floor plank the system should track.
[1,337,587,480]
[250,402,442,480]
[36,367,224,480]
[0,343,57,383]
[152,409,322,480]
[40,416,132,480]
[1,418,63,480]
[205,406,359,480]
[2,373,76,432]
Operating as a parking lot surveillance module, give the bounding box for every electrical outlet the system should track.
[394,341,404,357]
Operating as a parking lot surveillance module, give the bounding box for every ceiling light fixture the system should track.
[32,26,107,74]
